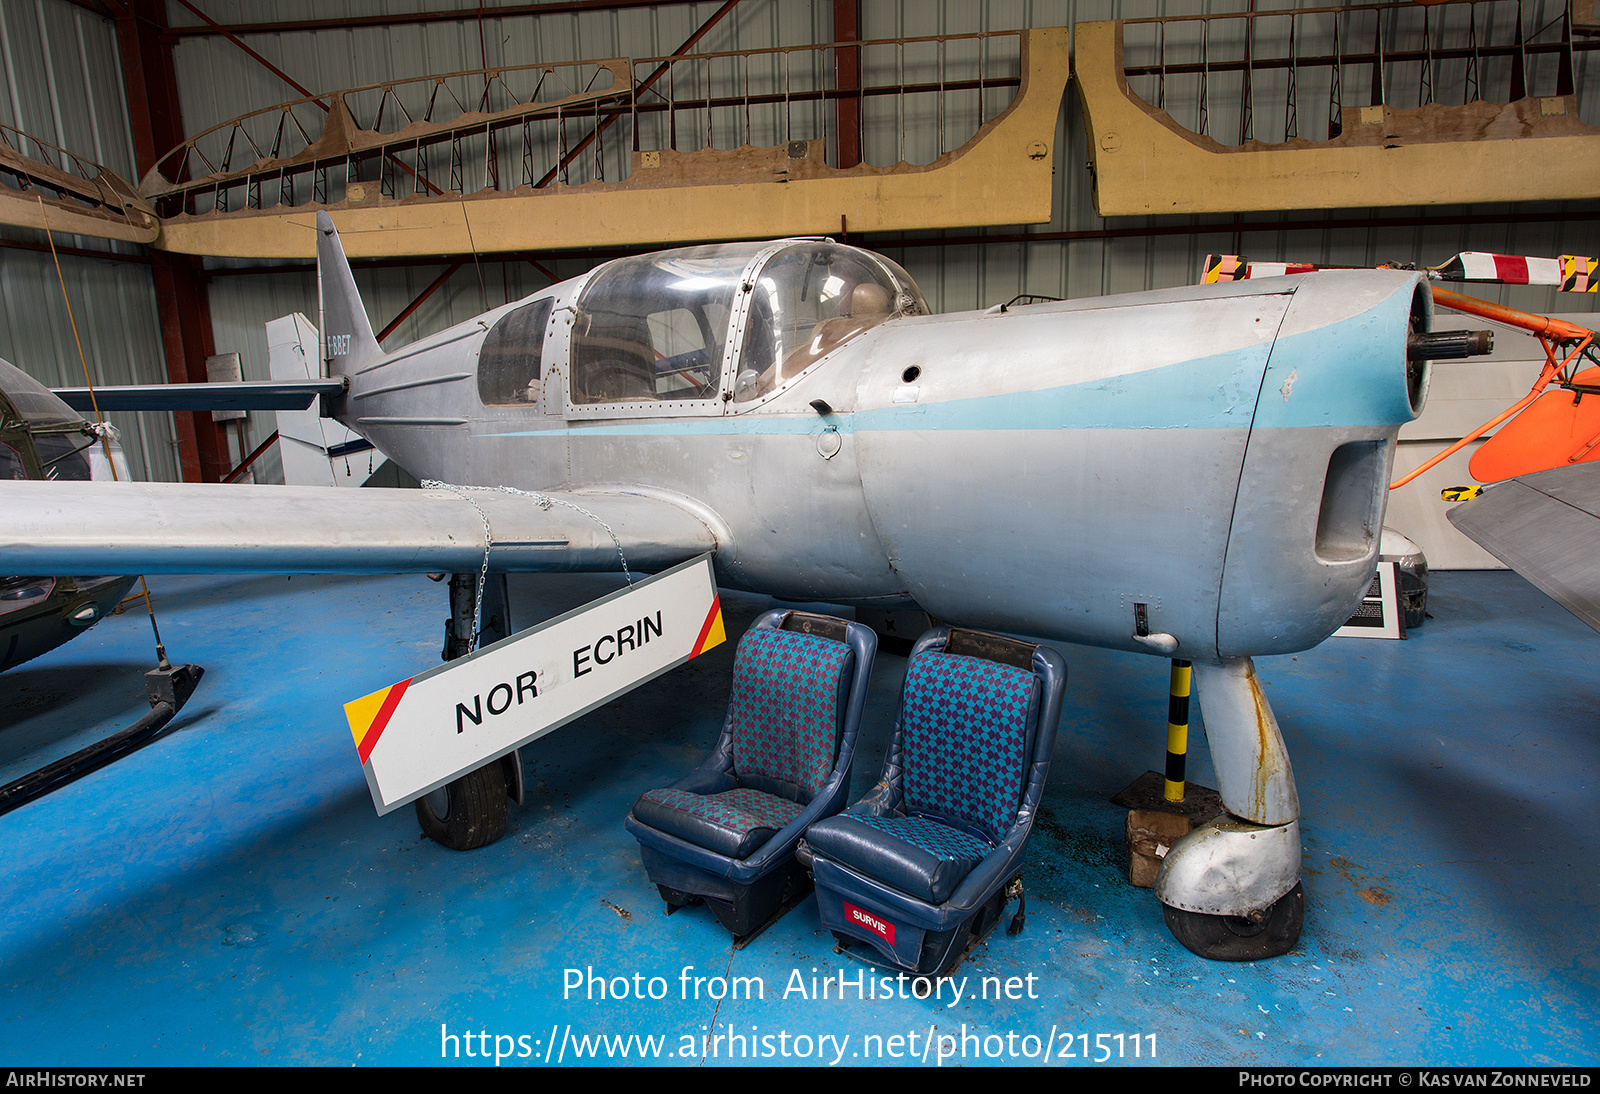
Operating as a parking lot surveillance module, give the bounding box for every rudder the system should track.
[315,211,384,375]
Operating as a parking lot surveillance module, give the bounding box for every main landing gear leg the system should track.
[417,572,523,851]
[1155,656,1304,960]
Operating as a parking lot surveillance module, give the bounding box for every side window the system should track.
[0,441,25,480]
[572,303,726,404]
[571,304,663,404]
[569,244,764,407]
[477,298,553,406]
[32,433,91,481]
[646,307,721,399]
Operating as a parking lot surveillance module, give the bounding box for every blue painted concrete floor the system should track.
[1,569,1594,1067]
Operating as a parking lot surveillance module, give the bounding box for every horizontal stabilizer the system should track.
[53,378,346,413]
[1447,464,1600,633]
[0,481,718,576]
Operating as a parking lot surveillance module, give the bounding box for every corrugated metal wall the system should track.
[4,0,1597,490]
[0,0,179,482]
[170,0,1598,316]
[181,1,837,476]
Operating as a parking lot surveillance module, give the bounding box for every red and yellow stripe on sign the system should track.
[344,677,411,765]
[689,596,726,658]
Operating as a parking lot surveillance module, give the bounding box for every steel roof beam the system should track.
[162,0,711,39]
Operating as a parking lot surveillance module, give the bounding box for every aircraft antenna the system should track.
[36,196,173,671]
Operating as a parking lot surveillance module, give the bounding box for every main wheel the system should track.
[1162,882,1304,961]
[416,762,508,850]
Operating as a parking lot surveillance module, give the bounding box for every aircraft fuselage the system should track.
[332,238,1431,664]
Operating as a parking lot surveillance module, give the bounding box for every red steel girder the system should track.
[834,0,861,169]
[117,0,227,482]
[378,261,466,343]
[164,0,443,197]
[223,430,281,484]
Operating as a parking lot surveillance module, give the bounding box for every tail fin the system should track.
[315,211,384,375]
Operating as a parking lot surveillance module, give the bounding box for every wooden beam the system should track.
[1076,20,1600,217]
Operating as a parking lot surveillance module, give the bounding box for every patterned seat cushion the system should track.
[900,650,1036,839]
[803,812,996,904]
[727,628,850,797]
[633,787,806,860]
[631,626,851,866]
[803,649,1035,905]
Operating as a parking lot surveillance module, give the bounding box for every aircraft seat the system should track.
[801,627,1066,976]
[572,309,658,402]
[625,609,877,939]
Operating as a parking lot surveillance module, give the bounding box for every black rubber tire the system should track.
[416,762,508,851]
[1162,881,1305,961]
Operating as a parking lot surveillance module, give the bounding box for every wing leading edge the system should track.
[1447,463,1600,633]
[0,481,719,576]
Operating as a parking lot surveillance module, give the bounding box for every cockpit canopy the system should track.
[0,357,128,483]
[0,357,81,428]
[568,239,926,407]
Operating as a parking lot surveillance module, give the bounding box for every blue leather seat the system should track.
[802,627,1067,975]
[625,609,876,939]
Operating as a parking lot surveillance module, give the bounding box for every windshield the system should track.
[0,357,132,481]
[734,242,926,402]
[0,357,81,426]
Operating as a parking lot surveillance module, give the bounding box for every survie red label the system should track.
[845,901,895,944]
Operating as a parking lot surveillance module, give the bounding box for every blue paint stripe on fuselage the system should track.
[478,348,1262,439]
[475,304,1399,440]
[1249,298,1417,429]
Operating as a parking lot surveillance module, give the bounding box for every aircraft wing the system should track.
[1447,463,1600,633]
[0,480,719,576]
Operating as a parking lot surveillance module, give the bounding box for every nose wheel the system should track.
[1155,658,1305,960]
[1162,882,1304,961]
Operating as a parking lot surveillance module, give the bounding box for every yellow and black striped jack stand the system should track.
[1112,657,1226,888]
[1109,659,1223,824]
[1164,659,1191,802]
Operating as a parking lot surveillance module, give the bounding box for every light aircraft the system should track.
[0,361,212,820]
[2,212,1491,958]
[0,357,136,672]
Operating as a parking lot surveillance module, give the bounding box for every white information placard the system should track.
[344,555,725,814]
[1332,561,1405,641]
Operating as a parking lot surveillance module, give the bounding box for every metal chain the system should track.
[423,481,494,649]
[422,480,636,651]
